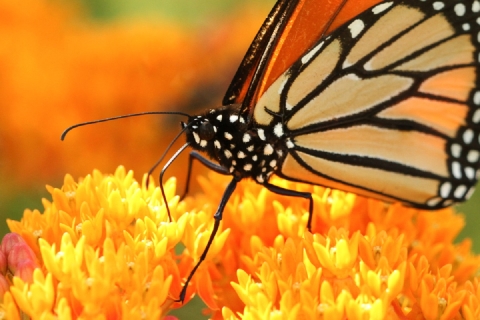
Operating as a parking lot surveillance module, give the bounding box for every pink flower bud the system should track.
[14,260,37,283]
[1,233,24,255]
[7,243,37,273]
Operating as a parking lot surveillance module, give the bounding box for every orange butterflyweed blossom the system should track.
[1,166,479,319]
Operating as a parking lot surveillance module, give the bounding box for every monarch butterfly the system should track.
[62,0,480,303]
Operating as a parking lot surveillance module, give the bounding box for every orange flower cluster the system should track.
[2,166,479,319]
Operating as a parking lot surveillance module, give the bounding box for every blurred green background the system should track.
[1,0,480,318]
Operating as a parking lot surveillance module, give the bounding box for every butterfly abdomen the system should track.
[185,104,288,183]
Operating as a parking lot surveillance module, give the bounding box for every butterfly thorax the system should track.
[184,104,288,183]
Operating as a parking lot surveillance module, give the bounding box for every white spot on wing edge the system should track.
[440,182,452,198]
[426,197,442,207]
[454,3,466,16]
[372,2,393,14]
[433,2,445,10]
[473,109,480,123]
[474,1,480,13]
[452,161,462,179]
[463,129,474,144]
[454,185,467,198]
[348,19,365,39]
[474,91,480,105]
[467,150,480,163]
[301,41,324,64]
[465,167,475,180]
[451,144,462,158]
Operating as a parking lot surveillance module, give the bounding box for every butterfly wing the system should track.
[254,0,480,209]
[224,0,384,113]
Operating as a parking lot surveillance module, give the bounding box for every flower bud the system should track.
[14,260,37,283]
[7,242,37,273]
[1,233,24,255]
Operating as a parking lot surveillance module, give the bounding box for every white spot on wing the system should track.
[440,182,452,198]
[216,114,223,121]
[238,151,246,159]
[256,175,265,183]
[274,123,284,137]
[451,144,462,158]
[258,129,266,141]
[473,109,480,123]
[244,164,252,171]
[463,129,474,144]
[454,3,466,16]
[301,41,324,64]
[200,140,207,147]
[465,167,475,180]
[264,144,274,155]
[286,139,295,149]
[269,160,277,167]
[474,91,480,105]
[462,23,470,31]
[230,115,239,123]
[454,185,467,198]
[427,197,442,207]
[467,150,480,163]
[348,19,365,38]
[243,133,251,143]
[474,1,480,13]
[224,150,232,159]
[252,155,258,161]
[372,2,393,14]
[225,132,233,140]
[452,161,462,179]
[214,140,220,149]
[247,145,254,152]
[433,2,445,10]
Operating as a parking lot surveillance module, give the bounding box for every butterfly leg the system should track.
[178,177,238,303]
[181,150,230,200]
[263,182,314,232]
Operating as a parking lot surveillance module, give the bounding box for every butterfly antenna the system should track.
[61,111,190,140]
[146,122,193,221]
[159,142,190,222]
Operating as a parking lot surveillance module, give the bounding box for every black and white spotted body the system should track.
[183,104,288,183]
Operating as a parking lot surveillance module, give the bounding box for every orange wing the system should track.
[223,0,384,113]
[253,0,480,209]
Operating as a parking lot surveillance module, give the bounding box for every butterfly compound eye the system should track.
[198,121,215,140]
